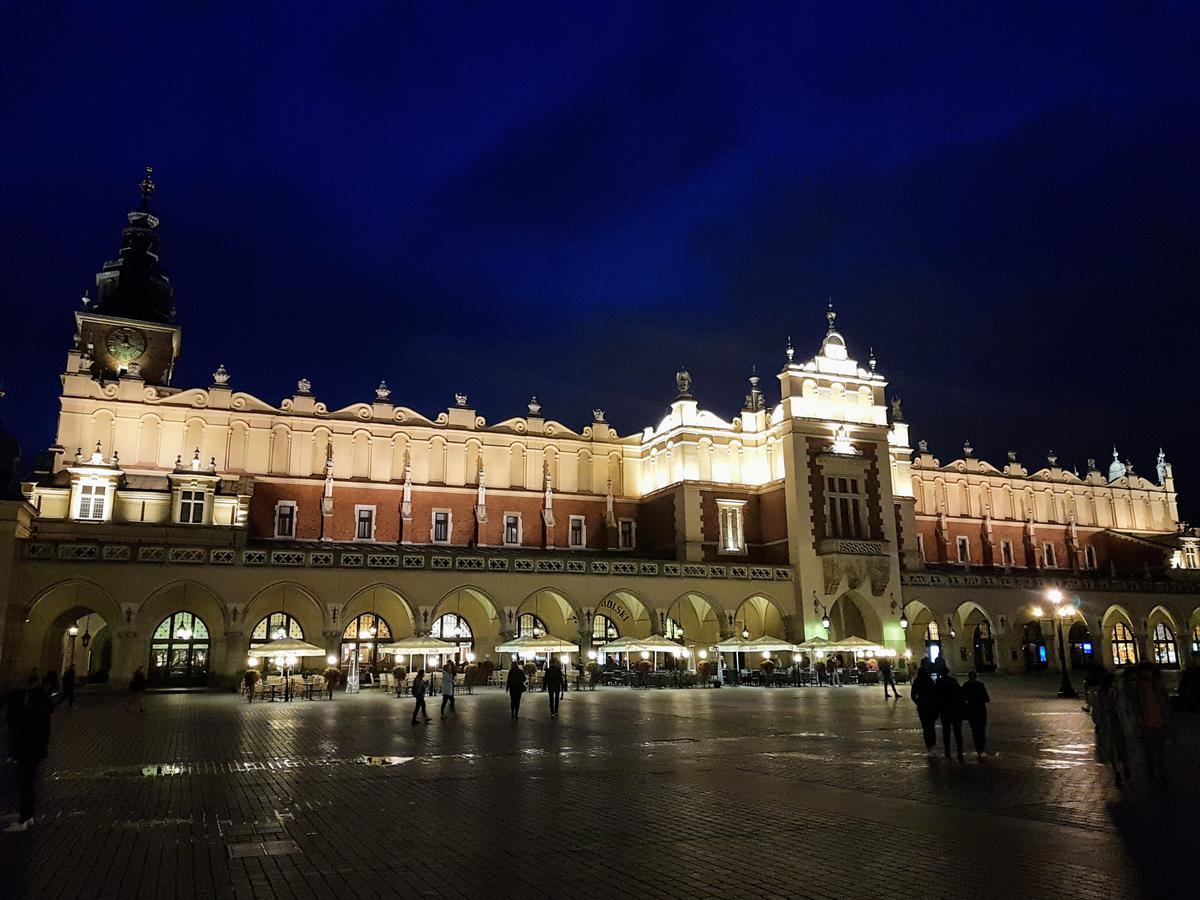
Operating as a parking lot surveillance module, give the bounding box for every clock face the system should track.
[106,327,147,362]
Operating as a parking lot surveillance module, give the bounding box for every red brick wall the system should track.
[698,488,789,564]
[636,491,677,557]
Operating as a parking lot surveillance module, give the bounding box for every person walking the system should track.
[544,658,564,719]
[4,674,53,832]
[128,667,147,712]
[910,665,939,754]
[1134,663,1170,787]
[411,669,430,725]
[961,670,990,758]
[439,662,456,716]
[1091,671,1131,787]
[879,657,899,700]
[506,661,526,720]
[935,670,965,761]
[61,666,77,709]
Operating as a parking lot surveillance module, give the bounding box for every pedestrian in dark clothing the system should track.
[2,674,36,763]
[544,660,564,718]
[439,662,456,716]
[879,659,899,699]
[961,670,990,758]
[128,668,147,712]
[506,661,526,720]
[910,668,939,753]
[1179,658,1200,714]
[4,675,52,832]
[62,666,77,709]
[932,654,949,679]
[935,671,964,761]
[411,670,430,725]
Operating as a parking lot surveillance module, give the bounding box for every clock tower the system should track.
[75,167,181,386]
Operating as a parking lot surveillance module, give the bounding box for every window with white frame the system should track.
[956,536,970,563]
[179,489,206,525]
[1043,542,1058,568]
[716,499,747,553]
[1001,540,1014,567]
[355,505,376,541]
[825,476,866,539]
[568,515,586,548]
[1084,544,1097,570]
[618,519,636,550]
[503,513,522,546]
[77,482,108,521]
[274,501,296,538]
[432,510,451,544]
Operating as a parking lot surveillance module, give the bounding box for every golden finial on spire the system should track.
[139,166,156,207]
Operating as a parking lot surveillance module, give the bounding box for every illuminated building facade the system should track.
[1,173,1197,687]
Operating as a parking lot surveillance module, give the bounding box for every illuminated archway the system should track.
[149,611,210,686]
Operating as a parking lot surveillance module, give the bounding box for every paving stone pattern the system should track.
[0,677,1195,899]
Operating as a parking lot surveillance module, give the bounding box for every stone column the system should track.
[110,629,142,685]
[222,631,246,678]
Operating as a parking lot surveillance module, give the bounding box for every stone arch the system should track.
[733,592,790,638]
[1102,604,1139,668]
[595,589,652,636]
[1147,605,1181,667]
[243,581,327,647]
[827,591,882,642]
[135,580,227,682]
[431,586,502,658]
[136,413,163,465]
[664,591,723,646]
[901,598,936,661]
[20,579,123,679]
[517,587,580,636]
[341,584,416,638]
[1146,604,1178,632]
[955,600,996,671]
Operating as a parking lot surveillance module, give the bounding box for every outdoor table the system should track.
[264,683,281,702]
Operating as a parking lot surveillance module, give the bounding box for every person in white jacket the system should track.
[439,661,456,715]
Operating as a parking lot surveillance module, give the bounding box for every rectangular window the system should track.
[1043,542,1058,568]
[568,515,585,548]
[619,519,636,550]
[274,501,296,538]
[503,513,522,546]
[956,536,970,564]
[915,534,925,560]
[1084,545,1097,570]
[432,510,451,544]
[77,483,107,521]
[825,477,867,539]
[179,489,205,525]
[716,499,747,553]
[355,505,376,541]
[1001,540,1014,567]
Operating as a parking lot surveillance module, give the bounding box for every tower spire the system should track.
[138,165,156,211]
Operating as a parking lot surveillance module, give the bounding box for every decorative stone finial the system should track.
[191,448,202,471]
[1047,450,1058,467]
[127,361,141,378]
[1108,446,1126,482]
[528,396,542,417]
[1157,448,1168,484]
[592,408,605,423]
[1087,457,1097,472]
[785,335,795,363]
[675,369,693,400]
[963,440,974,458]
[1007,450,1018,462]
[296,377,311,394]
[139,165,156,208]
[826,298,837,334]
[868,346,877,372]
[890,396,904,422]
[212,364,230,386]
[375,380,391,401]
[743,368,765,412]
[80,290,90,308]
[918,439,929,453]
[454,392,468,408]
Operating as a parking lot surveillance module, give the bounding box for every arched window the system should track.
[1151,623,1178,667]
[250,612,304,649]
[592,613,619,643]
[341,613,391,672]
[1110,622,1138,667]
[149,611,210,685]
[924,621,941,662]
[1067,621,1095,669]
[431,613,474,662]
[517,613,546,639]
[664,616,684,640]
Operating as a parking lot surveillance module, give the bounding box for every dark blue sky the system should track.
[2,4,1198,513]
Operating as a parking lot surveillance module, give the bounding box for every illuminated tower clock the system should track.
[75,167,182,384]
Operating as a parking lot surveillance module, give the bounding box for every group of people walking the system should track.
[910,659,990,761]
[410,658,567,725]
[1089,661,1172,789]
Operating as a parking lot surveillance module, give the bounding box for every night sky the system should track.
[2,5,1198,516]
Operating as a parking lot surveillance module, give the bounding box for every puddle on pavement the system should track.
[361,755,414,766]
[140,764,188,777]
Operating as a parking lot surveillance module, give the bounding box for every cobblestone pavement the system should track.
[0,675,1195,899]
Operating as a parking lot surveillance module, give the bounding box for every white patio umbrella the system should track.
[378,635,460,671]
[249,638,327,700]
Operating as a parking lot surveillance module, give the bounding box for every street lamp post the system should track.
[1045,589,1078,699]
[67,623,79,667]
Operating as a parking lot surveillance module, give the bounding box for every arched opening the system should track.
[1068,621,1096,669]
[250,612,305,649]
[244,583,326,655]
[901,600,934,664]
[664,616,684,640]
[1151,623,1178,668]
[958,604,994,671]
[22,581,123,685]
[924,621,942,664]
[734,595,786,638]
[827,594,868,641]
[516,613,546,639]
[431,613,474,664]
[1022,621,1047,670]
[149,611,211,686]
[591,613,620,643]
[341,613,392,673]
[49,611,111,685]
[1110,622,1139,667]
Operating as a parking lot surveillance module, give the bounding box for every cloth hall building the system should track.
[1,173,1198,689]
